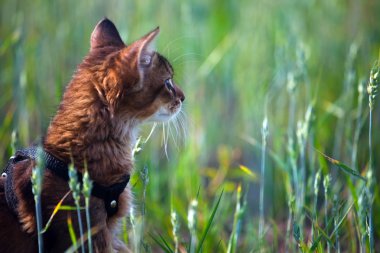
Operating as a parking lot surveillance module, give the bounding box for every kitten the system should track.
[0,18,184,252]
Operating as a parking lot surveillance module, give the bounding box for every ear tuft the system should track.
[90,18,124,50]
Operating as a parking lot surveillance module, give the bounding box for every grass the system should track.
[1,0,380,252]
[31,147,45,253]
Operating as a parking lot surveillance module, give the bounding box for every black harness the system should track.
[2,147,130,217]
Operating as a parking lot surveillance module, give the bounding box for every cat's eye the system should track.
[165,79,176,95]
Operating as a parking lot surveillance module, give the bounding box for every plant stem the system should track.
[259,117,268,250]
[367,64,378,253]
[188,199,198,253]
[312,170,321,240]
[333,194,340,253]
[76,201,85,253]
[140,165,149,251]
[31,147,45,253]
[85,198,93,253]
[35,195,43,253]
[227,185,245,253]
[368,109,374,253]
[324,175,331,253]
[360,234,366,253]
[352,80,365,168]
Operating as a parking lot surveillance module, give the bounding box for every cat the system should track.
[0,18,185,252]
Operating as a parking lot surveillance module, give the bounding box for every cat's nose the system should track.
[177,89,185,102]
[173,84,185,102]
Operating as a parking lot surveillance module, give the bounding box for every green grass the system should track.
[1,0,380,252]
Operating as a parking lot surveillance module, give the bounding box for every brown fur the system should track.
[0,18,184,252]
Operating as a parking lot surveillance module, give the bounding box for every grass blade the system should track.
[316,150,367,182]
[67,213,77,251]
[309,235,323,252]
[196,189,224,253]
[315,225,334,246]
[42,191,71,233]
[149,232,174,253]
[329,202,354,238]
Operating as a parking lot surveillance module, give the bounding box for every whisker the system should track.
[171,59,201,68]
[164,122,169,158]
[178,111,188,140]
[144,122,157,144]
[161,122,165,147]
[168,121,178,149]
[163,35,196,56]
[176,115,185,144]
[172,117,180,140]
[172,53,202,64]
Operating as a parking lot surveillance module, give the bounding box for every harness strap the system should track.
[3,155,22,215]
[2,147,130,217]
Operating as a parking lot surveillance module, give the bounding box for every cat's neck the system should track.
[44,81,138,185]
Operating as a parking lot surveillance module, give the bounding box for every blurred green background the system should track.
[1,0,380,252]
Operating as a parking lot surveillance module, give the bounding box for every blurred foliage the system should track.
[1,0,380,251]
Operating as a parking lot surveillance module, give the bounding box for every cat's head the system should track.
[86,18,185,123]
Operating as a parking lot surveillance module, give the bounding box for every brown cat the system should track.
[0,18,185,252]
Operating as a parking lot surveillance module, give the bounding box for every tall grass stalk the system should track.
[68,163,85,253]
[333,194,340,253]
[259,116,268,249]
[122,217,129,245]
[129,165,149,253]
[296,120,305,224]
[367,64,378,253]
[358,190,370,253]
[139,165,149,251]
[130,207,139,253]
[31,147,45,253]
[286,72,297,253]
[227,184,246,253]
[82,168,93,253]
[293,105,312,242]
[188,199,198,253]
[323,174,331,253]
[285,196,295,253]
[171,210,180,253]
[312,169,321,240]
[286,72,298,197]
[296,106,312,227]
[128,136,145,252]
[352,80,365,168]
[333,44,357,159]
[140,165,149,217]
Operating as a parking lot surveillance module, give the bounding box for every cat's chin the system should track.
[149,107,180,122]
[150,112,175,122]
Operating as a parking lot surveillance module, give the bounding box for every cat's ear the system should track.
[137,27,160,68]
[127,27,160,69]
[90,18,124,50]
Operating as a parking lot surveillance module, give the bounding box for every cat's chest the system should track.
[113,120,140,151]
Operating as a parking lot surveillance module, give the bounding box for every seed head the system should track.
[314,170,321,197]
[262,117,269,139]
[82,169,93,198]
[68,164,81,203]
[171,211,180,240]
[368,64,380,109]
[323,174,331,194]
[187,199,198,232]
[31,147,45,197]
[287,72,297,93]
